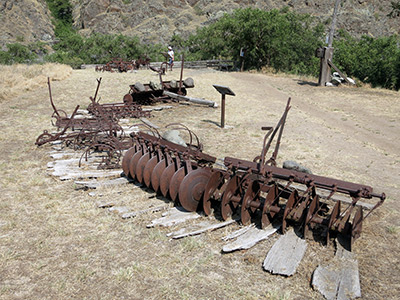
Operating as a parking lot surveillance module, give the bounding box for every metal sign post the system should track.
[213,85,235,128]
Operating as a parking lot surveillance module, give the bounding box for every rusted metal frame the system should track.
[36,105,81,146]
[224,156,384,201]
[256,98,291,168]
[136,131,216,165]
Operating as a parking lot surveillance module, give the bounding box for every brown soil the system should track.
[0,67,399,299]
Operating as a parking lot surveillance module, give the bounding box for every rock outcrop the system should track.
[1,0,400,48]
[0,0,54,49]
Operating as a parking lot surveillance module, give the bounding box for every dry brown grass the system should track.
[0,63,72,102]
[0,66,399,299]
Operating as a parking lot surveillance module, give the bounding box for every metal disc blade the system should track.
[261,184,278,229]
[241,180,260,226]
[121,146,136,178]
[221,175,240,220]
[151,159,167,193]
[179,168,212,212]
[282,190,298,233]
[203,170,224,216]
[129,150,145,181]
[143,155,159,188]
[160,162,178,198]
[135,152,151,184]
[169,167,186,203]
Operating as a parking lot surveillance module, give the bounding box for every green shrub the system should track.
[184,8,324,75]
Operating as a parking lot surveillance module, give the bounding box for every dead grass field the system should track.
[0,64,399,299]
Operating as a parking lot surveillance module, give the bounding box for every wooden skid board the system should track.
[312,243,361,300]
[167,219,237,239]
[222,224,280,253]
[262,229,307,276]
[146,207,201,228]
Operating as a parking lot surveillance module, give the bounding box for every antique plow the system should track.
[87,78,151,119]
[121,98,385,248]
[121,123,216,205]
[201,98,385,248]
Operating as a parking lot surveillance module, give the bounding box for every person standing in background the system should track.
[167,46,174,71]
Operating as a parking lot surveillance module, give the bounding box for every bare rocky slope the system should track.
[1,0,400,49]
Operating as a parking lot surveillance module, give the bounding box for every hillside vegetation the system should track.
[1,2,400,90]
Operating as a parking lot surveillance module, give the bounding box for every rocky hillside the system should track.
[1,0,400,49]
[0,0,54,49]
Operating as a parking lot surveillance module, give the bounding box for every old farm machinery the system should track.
[87,78,151,119]
[121,98,385,249]
[123,55,194,106]
[35,78,138,169]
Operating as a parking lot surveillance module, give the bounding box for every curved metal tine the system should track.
[165,123,201,150]
[134,122,162,138]
[47,77,61,118]
[93,77,102,103]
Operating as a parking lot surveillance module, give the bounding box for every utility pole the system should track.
[318,0,341,86]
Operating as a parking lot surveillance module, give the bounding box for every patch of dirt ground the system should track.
[0,67,399,299]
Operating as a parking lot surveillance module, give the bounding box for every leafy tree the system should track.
[184,8,324,75]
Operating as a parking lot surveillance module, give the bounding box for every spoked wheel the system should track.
[261,184,280,229]
[122,146,137,178]
[143,154,160,188]
[221,174,242,220]
[282,189,299,233]
[160,158,179,198]
[203,170,225,216]
[241,180,261,226]
[179,168,212,212]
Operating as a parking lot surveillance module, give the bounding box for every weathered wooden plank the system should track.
[222,224,255,241]
[167,219,237,239]
[263,229,307,276]
[222,224,280,253]
[75,176,134,189]
[312,243,361,300]
[121,205,169,219]
[146,207,201,228]
[58,169,122,181]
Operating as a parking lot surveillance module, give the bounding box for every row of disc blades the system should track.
[121,138,363,246]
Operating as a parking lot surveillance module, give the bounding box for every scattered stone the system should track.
[162,130,187,147]
[183,77,194,88]
[282,160,312,174]
[134,82,145,92]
